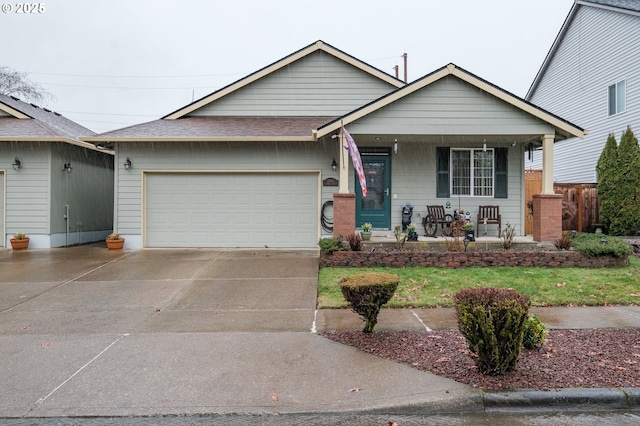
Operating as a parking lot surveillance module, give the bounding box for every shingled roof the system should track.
[87,116,337,142]
[0,94,108,152]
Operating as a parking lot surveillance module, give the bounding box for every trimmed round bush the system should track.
[454,287,530,375]
[340,272,400,333]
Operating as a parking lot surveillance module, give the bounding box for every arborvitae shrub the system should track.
[340,272,400,333]
[523,315,548,350]
[454,287,530,375]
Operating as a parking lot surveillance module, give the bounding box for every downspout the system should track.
[64,204,70,246]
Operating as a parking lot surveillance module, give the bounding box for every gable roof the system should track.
[0,94,109,152]
[526,0,640,99]
[163,40,406,119]
[316,63,586,141]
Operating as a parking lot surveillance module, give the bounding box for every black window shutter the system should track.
[436,147,450,198]
[494,148,508,199]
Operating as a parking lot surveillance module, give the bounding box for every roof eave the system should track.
[0,136,115,153]
[316,64,585,140]
[82,136,317,143]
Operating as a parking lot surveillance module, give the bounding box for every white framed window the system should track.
[451,149,494,196]
[608,80,626,116]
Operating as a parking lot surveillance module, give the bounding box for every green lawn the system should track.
[318,256,640,308]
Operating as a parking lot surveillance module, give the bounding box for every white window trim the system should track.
[451,148,494,197]
[608,80,626,116]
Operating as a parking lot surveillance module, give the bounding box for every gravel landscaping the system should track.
[322,241,640,391]
[323,327,640,391]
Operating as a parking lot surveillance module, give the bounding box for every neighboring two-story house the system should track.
[526,0,640,183]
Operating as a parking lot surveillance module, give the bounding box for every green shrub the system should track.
[454,287,530,375]
[345,232,363,251]
[318,238,343,254]
[572,233,632,258]
[523,315,547,350]
[340,272,400,333]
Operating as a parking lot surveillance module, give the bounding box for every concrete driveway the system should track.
[0,246,478,418]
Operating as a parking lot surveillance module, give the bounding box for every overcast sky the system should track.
[2,0,575,133]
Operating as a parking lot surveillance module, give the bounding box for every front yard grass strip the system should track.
[317,256,640,308]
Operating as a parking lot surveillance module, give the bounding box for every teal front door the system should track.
[356,152,391,229]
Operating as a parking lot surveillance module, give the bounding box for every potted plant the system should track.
[106,232,125,250]
[10,232,29,250]
[464,222,475,242]
[407,223,419,241]
[360,223,372,241]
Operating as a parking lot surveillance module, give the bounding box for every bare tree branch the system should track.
[0,66,51,104]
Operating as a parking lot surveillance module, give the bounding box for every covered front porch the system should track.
[315,64,585,243]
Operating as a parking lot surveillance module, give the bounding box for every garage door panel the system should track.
[146,173,318,248]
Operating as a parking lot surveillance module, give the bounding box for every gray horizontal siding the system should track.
[190,51,397,117]
[527,4,640,182]
[115,141,338,235]
[1,142,50,234]
[116,138,525,237]
[351,76,554,135]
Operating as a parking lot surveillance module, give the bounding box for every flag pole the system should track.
[339,120,348,193]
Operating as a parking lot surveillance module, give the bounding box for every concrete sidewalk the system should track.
[0,246,639,419]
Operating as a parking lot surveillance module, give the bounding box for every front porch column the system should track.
[533,134,562,242]
[541,134,555,194]
[532,194,562,242]
[332,193,355,239]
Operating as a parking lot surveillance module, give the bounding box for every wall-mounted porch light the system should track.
[124,158,132,170]
[330,158,337,171]
[12,157,21,170]
[63,162,73,173]
[394,139,398,155]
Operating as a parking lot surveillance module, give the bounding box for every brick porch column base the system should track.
[532,193,562,242]
[332,193,355,239]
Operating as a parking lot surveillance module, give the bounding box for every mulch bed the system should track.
[322,328,640,391]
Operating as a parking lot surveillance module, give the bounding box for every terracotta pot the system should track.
[106,238,125,250]
[10,237,29,250]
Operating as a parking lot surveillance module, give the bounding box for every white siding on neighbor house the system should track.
[189,51,398,117]
[350,76,555,136]
[527,5,640,182]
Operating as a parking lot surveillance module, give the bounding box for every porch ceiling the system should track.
[320,133,545,146]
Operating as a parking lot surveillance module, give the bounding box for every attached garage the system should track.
[0,171,4,247]
[144,172,319,248]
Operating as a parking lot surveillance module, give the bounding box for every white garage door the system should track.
[145,172,319,248]
[0,172,4,248]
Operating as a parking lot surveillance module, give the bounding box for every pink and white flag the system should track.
[342,125,367,197]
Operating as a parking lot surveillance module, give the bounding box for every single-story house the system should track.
[84,41,585,249]
[0,94,114,248]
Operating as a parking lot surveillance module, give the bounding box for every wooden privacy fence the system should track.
[555,183,600,233]
[524,170,600,234]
